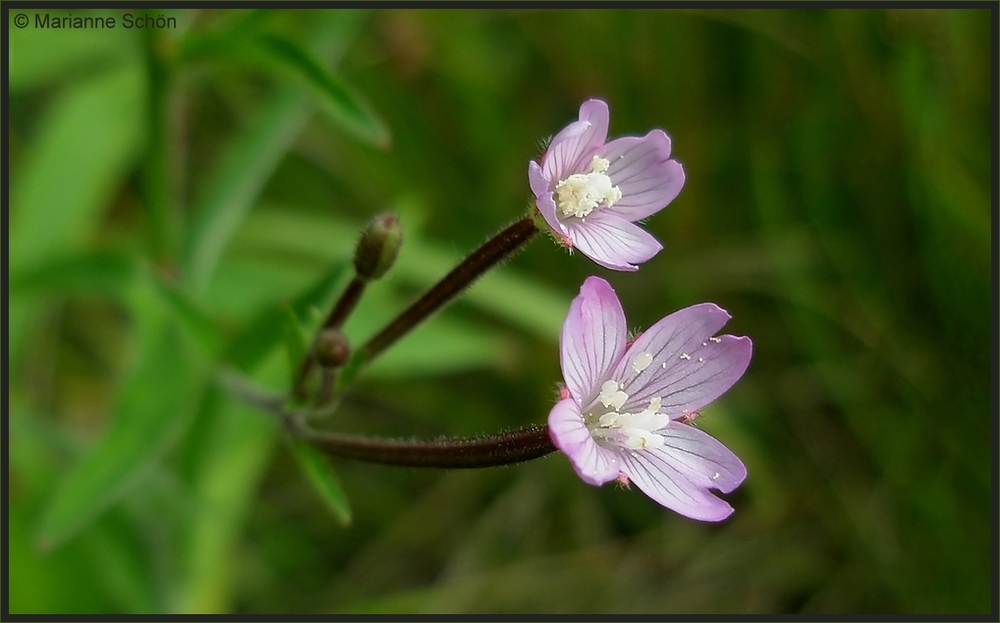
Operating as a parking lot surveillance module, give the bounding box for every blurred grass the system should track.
[7,7,993,615]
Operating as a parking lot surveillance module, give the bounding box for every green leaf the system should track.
[8,65,145,363]
[251,34,390,147]
[9,249,138,297]
[291,441,352,526]
[179,12,372,296]
[7,10,136,93]
[150,271,226,358]
[181,27,388,149]
[35,312,204,551]
[179,90,314,297]
[9,65,145,276]
[172,355,283,613]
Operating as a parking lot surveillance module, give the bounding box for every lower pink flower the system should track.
[548,276,752,521]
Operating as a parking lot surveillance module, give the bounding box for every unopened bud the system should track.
[314,328,350,369]
[354,213,402,281]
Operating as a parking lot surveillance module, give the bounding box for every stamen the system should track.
[554,155,622,219]
[598,380,629,410]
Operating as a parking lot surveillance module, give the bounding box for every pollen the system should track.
[631,351,653,373]
[679,352,691,360]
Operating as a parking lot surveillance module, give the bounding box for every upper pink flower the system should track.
[548,276,751,521]
[529,99,685,271]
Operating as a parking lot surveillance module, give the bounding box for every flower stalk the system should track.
[353,216,539,370]
[302,424,555,468]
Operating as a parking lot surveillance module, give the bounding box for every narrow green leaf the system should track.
[150,271,226,358]
[179,90,313,297]
[280,304,310,388]
[35,316,204,551]
[82,516,160,613]
[10,65,145,276]
[9,65,145,363]
[292,441,352,526]
[181,26,387,148]
[9,250,137,297]
[179,13,370,296]
[252,34,390,147]
[173,356,283,613]
[7,10,135,93]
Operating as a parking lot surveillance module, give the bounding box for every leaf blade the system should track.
[292,441,352,526]
[35,313,204,551]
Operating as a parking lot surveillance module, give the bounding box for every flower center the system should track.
[586,380,670,450]
[554,155,622,219]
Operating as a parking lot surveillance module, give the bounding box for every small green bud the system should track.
[314,328,350,369]
[354,213,402,281]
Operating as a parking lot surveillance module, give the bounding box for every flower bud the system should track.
[314,328,350,369]
[354,213,402,281]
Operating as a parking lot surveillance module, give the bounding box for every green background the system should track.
[7,8,993,614]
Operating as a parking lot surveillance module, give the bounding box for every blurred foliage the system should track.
[7,7,993,615]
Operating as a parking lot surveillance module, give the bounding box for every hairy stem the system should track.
[358,217,539,365]
[302,424,555,468]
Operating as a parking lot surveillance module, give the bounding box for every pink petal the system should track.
[599,131,685,222]
[563,211,663,272]
[656,422,747,494]
[560,276,628,404]
[612,303,752,416]
[542,99,610,183]
[528,160,550,197]
[549,398,619,486]
[618,446,736,521]
[534,191,566,237]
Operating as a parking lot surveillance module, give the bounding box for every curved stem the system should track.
[219,367,557,469]
[358,217,539,365]
[302,424,555,468]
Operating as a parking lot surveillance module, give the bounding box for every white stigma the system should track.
[554,155,622,219]
[631,351,653,373]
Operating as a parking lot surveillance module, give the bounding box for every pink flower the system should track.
[529,99,685,271]
[548,277,751,521]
